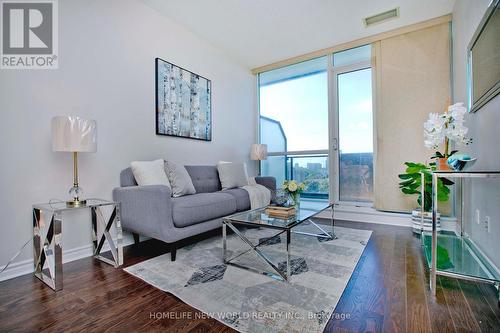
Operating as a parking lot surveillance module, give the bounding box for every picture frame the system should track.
[467,0,499,113]
[155,57,212,141]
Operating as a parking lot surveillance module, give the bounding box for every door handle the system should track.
[332,138,338,151]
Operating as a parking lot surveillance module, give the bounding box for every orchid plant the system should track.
[398,102,469,209]
[423,102,473,158]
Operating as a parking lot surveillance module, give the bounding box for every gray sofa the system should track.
[112,165,276,261]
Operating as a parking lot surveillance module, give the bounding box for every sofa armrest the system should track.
[255,176,276,201]
[112,185,174,242]
[255,176,276,191]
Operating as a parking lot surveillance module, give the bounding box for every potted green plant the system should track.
[398,162,454,232]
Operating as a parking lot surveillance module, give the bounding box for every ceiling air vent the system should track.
[364,8,400,27]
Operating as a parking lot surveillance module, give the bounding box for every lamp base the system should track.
[66,199,87,208]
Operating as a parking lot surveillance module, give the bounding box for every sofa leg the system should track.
[170,245,177,261]
[132,233,140,244]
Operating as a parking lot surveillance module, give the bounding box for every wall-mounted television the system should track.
[468,0,499,113]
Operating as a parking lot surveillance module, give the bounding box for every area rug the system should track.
[125,222,372,333]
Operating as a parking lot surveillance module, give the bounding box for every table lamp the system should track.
[51,116,97,207]
[250,144,267,175]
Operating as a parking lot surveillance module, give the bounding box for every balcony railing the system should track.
[262,153,329,199]
[287,154,329,199]
[262,152,374,202]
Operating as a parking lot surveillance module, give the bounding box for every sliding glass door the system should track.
[330,46,374,204]
[258,45,374,206]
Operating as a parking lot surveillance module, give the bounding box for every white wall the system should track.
[452,0,500,268]
[0,0,255,277]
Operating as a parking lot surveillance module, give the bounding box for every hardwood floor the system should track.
[1,220,499,332]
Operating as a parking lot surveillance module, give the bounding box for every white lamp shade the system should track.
[250,144,268,160]
[51,116,97,152]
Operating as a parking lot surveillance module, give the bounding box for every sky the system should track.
[260,70,373,154]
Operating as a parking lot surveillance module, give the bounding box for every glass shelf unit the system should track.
[422,232,500,283]
[424,170,500,299]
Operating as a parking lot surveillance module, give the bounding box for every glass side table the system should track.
[423,171,500,304]
[32,199,123,291]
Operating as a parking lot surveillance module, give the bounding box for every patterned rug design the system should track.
[125,223,372,333]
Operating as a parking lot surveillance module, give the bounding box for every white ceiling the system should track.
[143,0,455,69]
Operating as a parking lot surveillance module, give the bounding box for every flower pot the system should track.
[437,157,452,171]
[412,209,441,234]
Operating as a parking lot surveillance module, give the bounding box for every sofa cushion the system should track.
[172,192,236,228]
[217,162,249,190]
[224,188,251,212]
[165,161,196,197]
[185,165,222,193]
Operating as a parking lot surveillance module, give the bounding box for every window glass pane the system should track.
[287,155,329,199]
[259,57,328,151]
[338,68,373,202]
[260,116,286,153]
[259,57,327,86]
[261,156,286,186]
[333,45,371,67]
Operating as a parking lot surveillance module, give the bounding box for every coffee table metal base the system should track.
[222,209,336,282]
[223,221,290,281]
[292,219,338,240]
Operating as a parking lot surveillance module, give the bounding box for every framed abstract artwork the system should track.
[155,58,212,141]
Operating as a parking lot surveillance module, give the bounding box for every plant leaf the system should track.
[402,188,419,195]
[441,178,454,185]
[437,191,449,201]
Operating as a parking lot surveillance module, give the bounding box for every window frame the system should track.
[256,49,376,205]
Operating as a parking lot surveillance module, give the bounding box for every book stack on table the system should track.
[265,205,296,218]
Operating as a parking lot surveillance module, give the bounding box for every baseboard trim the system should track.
[0,237,135,282]
[315,206,457,231]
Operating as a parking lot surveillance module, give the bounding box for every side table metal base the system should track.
[91,206,123,268]
[33,201,122,291]
[33,209,62,291]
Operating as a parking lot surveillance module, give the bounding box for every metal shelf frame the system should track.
[422,170,500,298]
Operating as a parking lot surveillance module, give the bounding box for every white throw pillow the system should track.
[217,162,249,190]
[165,161,196,197]
[130,159,171,188]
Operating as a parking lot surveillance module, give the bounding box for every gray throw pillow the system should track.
[165,161,196,197]
[217,162,249,190]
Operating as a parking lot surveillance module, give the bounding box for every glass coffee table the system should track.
[222,202,336,282]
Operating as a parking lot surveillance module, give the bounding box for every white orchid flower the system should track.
[448,103,467,120]
[423,102,472,150]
